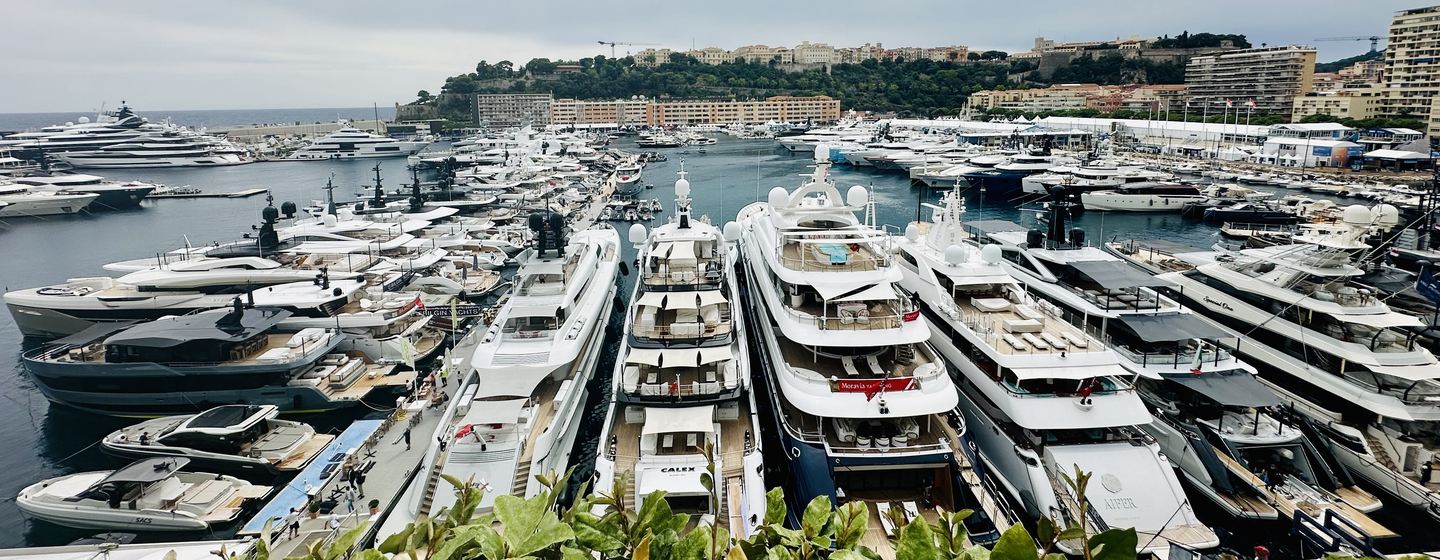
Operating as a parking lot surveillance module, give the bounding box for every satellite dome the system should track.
[1342,205,1373,225]
[813,143,829,162]
[322,214,338,227]
[980,244,1002,264]
[723,221,741,242]
[904,223,920,242]
[674,177,691,198]
[944,245,966,266]
[768,187,788,208]
[628,224,647,245]
[77,116,90,124]
[1374,204,1401,227]
[846,185,868,208]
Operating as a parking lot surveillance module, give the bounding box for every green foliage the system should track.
[1152,31,1251,49]
[1315,50,1382,73]
[1048,53,1184,85]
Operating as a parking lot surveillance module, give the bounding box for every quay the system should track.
[148,188,270,199]
[245,406,443,558]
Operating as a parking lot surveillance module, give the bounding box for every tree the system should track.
[967,52,982,61]
[524,58,558,75]
[415,90,433,103]
[980,50,1009,60]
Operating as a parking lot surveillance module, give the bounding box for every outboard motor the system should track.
[1026,229,1045,249]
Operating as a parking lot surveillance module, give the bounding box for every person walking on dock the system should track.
[402,426,412,450]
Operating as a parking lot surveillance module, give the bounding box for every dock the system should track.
[149,188,270,199]
[243,406,442,558]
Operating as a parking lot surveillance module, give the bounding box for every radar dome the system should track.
[628,224,647,245]
[768,187,788,208]
[674,178,691,198]
[723,221,741,242]
[980,244,1002,264]
[944,245,966,266]
[1342,205,1373,225]
[77,116,90,124]
[904,223,920,242]
[1374,204,1401,227]
[813,143,829,162]
[846,185,868,208]
[322,214,338,227]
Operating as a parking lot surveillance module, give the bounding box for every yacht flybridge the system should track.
[1157,205,1440,524]
[737,145,1001,545]
[892,187,1217,555]
[288,124,430,160]
[382,215,620,536]
[593,167,766,536]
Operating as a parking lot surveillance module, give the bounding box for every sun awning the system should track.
[665,292,701,309]
[1069,261,1172,290]
[642,405,714,435]
[1333,312,1424,329]
[1113,314,1230,342]
[836,283,898,302]
[669,240,697,261]
[1365,363,1440,382]
[1163,371,1279,407]
[1011,363,1132,381]
[660,348,700,368]
[523,261,566,276]
[812,283,854,301]
[458,398,528,425]
[626,348,664,366]
[637,292,668,308]
[475,368,549,398]
[649,242,674,260]
[697,291,728,307]
[947,273,1017,286]
[698,346,732,365]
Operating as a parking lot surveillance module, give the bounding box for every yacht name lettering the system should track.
[1102,498,1138,511]
[1202,297,1233,311]
[661,466,697,473]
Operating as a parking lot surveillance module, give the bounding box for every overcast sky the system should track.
[0,0,1420,113]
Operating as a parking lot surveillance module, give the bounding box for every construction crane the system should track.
[597,40,659,58]
[1314,35,1385,53]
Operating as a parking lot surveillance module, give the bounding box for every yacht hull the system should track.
[0,194,97,217]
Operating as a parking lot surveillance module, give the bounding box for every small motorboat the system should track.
[17,457,270,532]
[101,405,334,475]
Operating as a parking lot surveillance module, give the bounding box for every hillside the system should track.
[1316,50,1382,73]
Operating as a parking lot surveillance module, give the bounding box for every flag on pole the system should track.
[1247,99,1257,109]
[1225,99,1233,108]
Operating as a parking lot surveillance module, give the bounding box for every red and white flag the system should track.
[1247,99,1257,108]
[1225,99,1233,108]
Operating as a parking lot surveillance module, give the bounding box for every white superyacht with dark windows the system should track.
[736,145,1004,546]
[1156,205,1440,523]
[892,188,1216,555]
[288,124,429,160]
[381,216,620,537]
[593,168,766,537]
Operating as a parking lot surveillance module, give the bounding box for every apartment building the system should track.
[969,84,1183,113]
[1184,45,1316,116]
[474,93,553,127]
[792,41,839,64]
[545,95,840,126]
[634,48,674,67]
[549,99,650,126]
[1292,83,1387,121]
[1381,5,1440,137]
[1339,59,1385,83]
[689,47,733,65]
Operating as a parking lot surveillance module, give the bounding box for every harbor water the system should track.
[0,124,1434,553]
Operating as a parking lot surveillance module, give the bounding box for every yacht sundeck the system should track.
[16,458,270,532]
[100,404,335,475]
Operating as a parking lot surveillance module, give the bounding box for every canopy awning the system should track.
[637,292,668,308]
[1163,371,1279,407]
[836,283,899,302]
[523,261,566,276]
[626,348,664,366]
[649,242,674,260]
[669,240,697,261]
[642,405,715,435]
[1365,363,1440,382]
[697,291,728,307]
[458,398,528,425]
[1069,261,1172,290]
[1113,314,1230,342]
[665,292,701,310]
[1011,363,1131,381]
[1333,312,1424,329]
[475,369,548,398]
[659,348,700,368]
[946,273,1017,287]
[698,346,732,365]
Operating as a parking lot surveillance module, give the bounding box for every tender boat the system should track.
[16,458,270,532]
[100,405,335,475]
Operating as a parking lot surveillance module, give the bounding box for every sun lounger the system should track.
[1040,333,1066,348]
[877,503,898,536]
[864,354,885,375]
[1061,332,1088,348]
[1020,332,1048,350]
[841,356,862,377]
[902,501,921,522]
[1001,333,1028,351]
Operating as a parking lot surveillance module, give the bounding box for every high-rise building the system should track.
[474,93,553,127]
[1292,83,1388,121]
[1381,5,1440,137]
[1184,46,1316,116]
